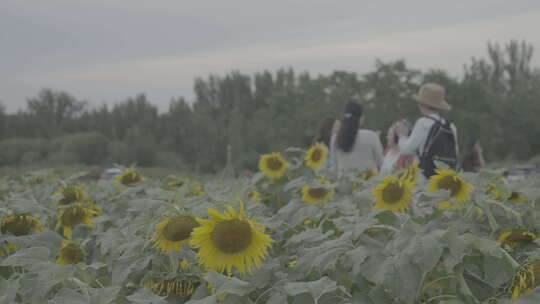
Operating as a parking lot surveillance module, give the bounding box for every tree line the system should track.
[0,40,538,173]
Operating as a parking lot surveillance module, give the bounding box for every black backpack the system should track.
[419,116,457,178]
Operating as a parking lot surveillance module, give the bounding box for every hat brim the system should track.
[414,95,451,111]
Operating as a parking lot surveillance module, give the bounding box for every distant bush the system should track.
[0,138,50,166]
[61,132,109,165]
[46,151,81,166]
[154,150,184,169]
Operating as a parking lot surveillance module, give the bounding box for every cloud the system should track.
[30,12,540,88]
[7,11,537,113]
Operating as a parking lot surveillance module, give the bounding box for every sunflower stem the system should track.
[483,204,500,235]
[454,265,478,304]
[369,224,399,233]
[500,247,520,270]
[486,200,524,226]
[419,275,456,295]
[424,294,458,303]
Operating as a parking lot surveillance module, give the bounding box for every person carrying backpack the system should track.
[395,83,458,181]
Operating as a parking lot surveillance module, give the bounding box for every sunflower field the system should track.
[1,145,540,304]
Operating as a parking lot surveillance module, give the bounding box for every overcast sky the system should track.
[1,0,540,112]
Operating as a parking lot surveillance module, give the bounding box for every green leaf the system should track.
[295,236,351,274]
[185,295,218,304]
[99,228,124,255]
[49,288,89,304]
[266,292,287,304]
[284,277,338,301]
[111,255,151,285]
[126,288,167,304]
[0,277,19,304]
[440,228,467,269]
[345,246,370,276]
[286,228,332,245]
[415,232,444,273]
[89,287,121,304]
[463,233,502,258]
[203,271,254,296]
[21,262,75,301]
[0,246,50,267]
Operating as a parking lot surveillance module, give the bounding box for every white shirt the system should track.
[398,113,459,158]
[380,149,400,175]
[331,129,384,175]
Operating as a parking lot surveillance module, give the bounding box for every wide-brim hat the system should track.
[414,83,451,111]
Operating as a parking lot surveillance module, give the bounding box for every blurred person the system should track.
[330,102,383,175]
[461,137,485,172]
[313,117,337,148]
[380,120,416,175]
[395,83,458,179]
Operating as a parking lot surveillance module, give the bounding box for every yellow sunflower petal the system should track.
[259,152,289,180]
[190,204,273,274]
[372,175,413,213]
[304,143,329,170]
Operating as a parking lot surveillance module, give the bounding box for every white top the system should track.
[330,129,384,175]
[398,113,458,157]
[380,149,400,175]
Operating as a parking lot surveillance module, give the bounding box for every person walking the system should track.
[395,83,458,180]
[330,102,384,176]
[461,137,485,172]
[380,120,416,175]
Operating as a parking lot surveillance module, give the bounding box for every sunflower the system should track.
[485,184,503,201]
[190,202,273,274]
[55,185,88,205]
[428,169,473,210]
[56,240,84,265]
[186,182,204,198]
[1,215,44,236]
[508,191,528,203]
[372,175,414,213]
[167,178,186,188]
[152,216,199,253]
[0,242,19,256]
[397,161,420,185]
[56,204,95,239]
[145,278,196,297]
[301,178,335,205]
[115,169,143,186]
[248,190,262,201]
[498,229,539,248]
[359,169,378,181]
[508,257,540,300]
[167,178,204,197]
[259,152,289,180]
[304,143,329,170]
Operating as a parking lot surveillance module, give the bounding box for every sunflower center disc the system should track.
[382,182,404,204]
[62,246,83,264]
[509,192,520,200]
[438,176,461,196]
[508,231,534,243]
[61,208,86,226]
[266,157,283,171]
[60,188,79,205]
[1,217,33,236]
[211,219,253,254]
[310,149,321,162]
[308,188,327,200]
[163,217,199,242]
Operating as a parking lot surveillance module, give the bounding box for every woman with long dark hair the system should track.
[330,102,383,175]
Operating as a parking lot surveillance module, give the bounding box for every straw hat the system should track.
[414,83,451,111]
